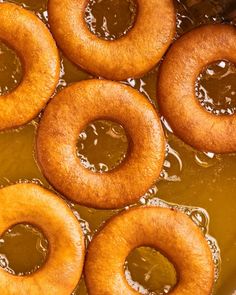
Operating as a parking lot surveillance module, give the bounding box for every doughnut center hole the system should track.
[196,60,236,115]
[85,0,137,40]
[125,247,177,294]
[77,120,129,172]
[0,224,48,276]
[0,41,23,96]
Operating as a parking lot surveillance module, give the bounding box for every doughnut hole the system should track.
[0,41,23,95]
[77,120,129,172]
[85,0,137,40]
[196,60,236,115]
[125,247,177,294]
[0,224,48,276]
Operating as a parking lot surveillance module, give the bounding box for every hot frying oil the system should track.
[0,0,235,294]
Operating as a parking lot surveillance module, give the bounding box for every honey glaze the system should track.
[0,0,235,294]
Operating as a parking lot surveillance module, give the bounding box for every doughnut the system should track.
[0,3,60,131]
[157,24,236,153]
[85,206,215,295]
[36,80,165,209]
[48,0,176,80]
[0,183,84,295]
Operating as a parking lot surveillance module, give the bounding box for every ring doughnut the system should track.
[157,24,236,153]
[0,183,84,295]
[0,3,60,131]
[48,0,176,80]
[85,206,215,295]
[36,80,165,209]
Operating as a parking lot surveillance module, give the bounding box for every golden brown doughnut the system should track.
[36,80,165,209]
[85,206,215,295]
[48,0,176,80]
[157,24,236,153]
[0,3,60,131]
[0,183,84,295]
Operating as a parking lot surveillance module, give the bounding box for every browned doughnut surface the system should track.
[48,0,176,80]
[0,3,60,131]
[36,80,165,209]
[157,24,236,153]
[85,206,215,295]
[0,183,84,295]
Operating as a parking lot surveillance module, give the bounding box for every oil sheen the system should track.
[0,0,235,294]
